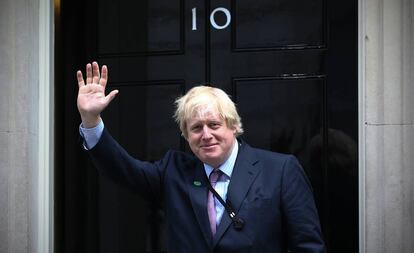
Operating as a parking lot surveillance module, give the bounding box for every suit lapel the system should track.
[187,160,213,246]
[213,142,261,247]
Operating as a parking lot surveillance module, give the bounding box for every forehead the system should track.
[187,108,223,125]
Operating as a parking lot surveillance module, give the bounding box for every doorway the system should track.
[56,0,358,252]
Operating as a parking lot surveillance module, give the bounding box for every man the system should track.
[77,62,326,252]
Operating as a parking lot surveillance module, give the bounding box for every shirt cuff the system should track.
[79,120,104,150]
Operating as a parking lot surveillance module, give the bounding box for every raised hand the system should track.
[77,62,119,128]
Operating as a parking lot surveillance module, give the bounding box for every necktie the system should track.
[208,169,222,236]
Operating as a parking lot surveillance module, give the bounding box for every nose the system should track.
[201,125,212,140]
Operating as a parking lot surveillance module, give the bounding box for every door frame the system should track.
[38,0,54,252]
[358,0,366,252]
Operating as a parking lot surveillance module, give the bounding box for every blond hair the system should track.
[174,85,243,139]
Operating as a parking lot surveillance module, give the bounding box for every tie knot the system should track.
[209,169,222,184]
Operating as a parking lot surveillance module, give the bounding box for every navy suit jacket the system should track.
[88,128,325,252]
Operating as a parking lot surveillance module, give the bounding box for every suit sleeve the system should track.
[86,128,171,204]
[281,155,326,253]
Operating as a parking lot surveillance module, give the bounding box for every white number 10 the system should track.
[192,7,231,31]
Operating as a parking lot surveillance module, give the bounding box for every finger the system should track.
[104,90,119,105]
[92,61,100,84]
[99,65,108,87]
[77,71,85,87]
[86,63,92,84]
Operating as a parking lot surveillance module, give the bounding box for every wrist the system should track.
[81,115,102,128]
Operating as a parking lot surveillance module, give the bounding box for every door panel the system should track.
[104,83,184,159]
[235,78,325,155]
[235,77,327,221]
[98,0,183,55]
[234,0,325,49]
[95,0,192,251]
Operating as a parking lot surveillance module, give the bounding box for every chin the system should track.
[204,157,223,167]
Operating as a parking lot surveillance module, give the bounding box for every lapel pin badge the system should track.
[193,181,202,186]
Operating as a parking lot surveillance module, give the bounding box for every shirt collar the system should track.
[203,139,239,179]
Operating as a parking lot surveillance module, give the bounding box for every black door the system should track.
[57,0,358,252]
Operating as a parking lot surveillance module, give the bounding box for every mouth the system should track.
[200,143,218,148]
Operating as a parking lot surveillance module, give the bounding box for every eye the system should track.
[209,122,221,129]
[190,125,202,132]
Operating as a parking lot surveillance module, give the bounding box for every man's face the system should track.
[186,110,236,168]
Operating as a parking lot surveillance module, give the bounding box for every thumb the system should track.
[104,89,119,105]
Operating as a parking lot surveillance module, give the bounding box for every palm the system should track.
[78,83,108,115]
[76,62,118,126]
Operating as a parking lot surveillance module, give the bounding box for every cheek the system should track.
[225,131,235,139]
[187,136,199,148]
